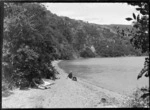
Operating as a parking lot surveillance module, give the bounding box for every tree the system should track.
[3,3,58,89]
[126,2,149,107]
[126,2,149,54]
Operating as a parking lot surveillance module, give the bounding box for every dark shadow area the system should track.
[19,87,30,90]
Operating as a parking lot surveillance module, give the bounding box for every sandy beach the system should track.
[2,60,129,108]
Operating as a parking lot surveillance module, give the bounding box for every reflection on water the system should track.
[59,57,149,96]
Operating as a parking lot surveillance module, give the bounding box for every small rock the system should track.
[72,77,77,81]
[101,98,107,103]
[68,73,73,79]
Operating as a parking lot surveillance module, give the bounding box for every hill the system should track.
[44,11,142,58]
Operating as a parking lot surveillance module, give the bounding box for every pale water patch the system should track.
[59,56,149,96]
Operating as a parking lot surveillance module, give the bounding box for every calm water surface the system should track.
[58,57,149,96]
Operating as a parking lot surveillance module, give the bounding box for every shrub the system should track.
[124,86,149,108]
[3,3,58,89]
[80,47,96,58]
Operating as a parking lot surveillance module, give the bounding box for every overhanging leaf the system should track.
[141,93,149,99]
[133,13,136,20]
[136,8,142,11]
[126,18,133,21]
[137,67,148,79]
[137,14,140,22]
[141,88,149,92]
[144,72,149,77]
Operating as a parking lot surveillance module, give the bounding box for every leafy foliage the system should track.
[3,3,58,89]
[137,57,149,79]
[124,87,149,108]
[126,2,149,54]
[125,2,149,106]
[80,47,96,58]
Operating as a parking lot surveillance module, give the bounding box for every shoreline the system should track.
[2,60,129,108]
[53,60,126,99]
[52,60,130,107]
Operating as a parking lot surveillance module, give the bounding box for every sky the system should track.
[43,3,139,25]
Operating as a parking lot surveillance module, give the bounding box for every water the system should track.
[58,56,149,96]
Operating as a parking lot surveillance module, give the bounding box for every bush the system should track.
[80,47,96,58]
[3,3,58,89]
[124,87,149,108]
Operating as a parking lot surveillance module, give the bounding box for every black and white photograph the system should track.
[1,1,149,108]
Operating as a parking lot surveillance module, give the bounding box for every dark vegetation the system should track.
[124,2,149,107]
[2,3,146,92]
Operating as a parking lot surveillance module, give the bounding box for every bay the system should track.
[58,56,149,96]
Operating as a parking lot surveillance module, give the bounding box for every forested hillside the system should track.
[2,3,143,89]
[41,8,143,58]
[45,14,143,58]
